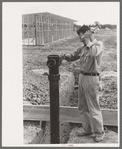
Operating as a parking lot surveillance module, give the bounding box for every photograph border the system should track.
[1,0,121,148]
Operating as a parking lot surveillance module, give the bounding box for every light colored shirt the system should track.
[65,39,103,73]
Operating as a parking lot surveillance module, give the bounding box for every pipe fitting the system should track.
[47,59,56,68]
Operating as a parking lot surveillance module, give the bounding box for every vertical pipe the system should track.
[47,55,60,144]
[50,78,59,143]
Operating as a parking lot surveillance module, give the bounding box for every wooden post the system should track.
[42,15,44,45]
[62,21,64,38]
[34,15,37,46]
[32,15,35,45]
[38,15,40,45]
[27,15,29,45]
[48,17,49,43]
[56,20,57,40]
[52,24,53,42]
[70,22,71,36]
[40,14,42,45]
[22,16,25,45]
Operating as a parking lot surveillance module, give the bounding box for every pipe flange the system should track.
[48,74,60,81]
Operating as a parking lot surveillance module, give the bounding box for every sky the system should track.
[7,2,120,25]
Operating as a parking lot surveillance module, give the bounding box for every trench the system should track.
[24,69,76,144]
[24,67,118,144]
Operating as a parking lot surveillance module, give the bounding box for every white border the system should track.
[2,2,120,147]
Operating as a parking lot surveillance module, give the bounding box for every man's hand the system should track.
[59,52,65,64]
[64,54,71,62]
[84,30,92,39]
[84,31,93,47]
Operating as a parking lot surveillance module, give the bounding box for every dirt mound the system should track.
[100,75,117,109]
[103,36,117,48]
[23,29,117,109]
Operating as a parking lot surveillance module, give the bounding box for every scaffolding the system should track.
[22,12,77,46]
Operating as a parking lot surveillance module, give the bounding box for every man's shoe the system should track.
[76,130,94,136]
[94,132,105,142]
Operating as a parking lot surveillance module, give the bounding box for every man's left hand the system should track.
[84,31,93,47]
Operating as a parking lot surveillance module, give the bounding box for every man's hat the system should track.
[77,25,90,35]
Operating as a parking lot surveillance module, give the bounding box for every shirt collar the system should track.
[86,39,97,48]
[92,39,97,45]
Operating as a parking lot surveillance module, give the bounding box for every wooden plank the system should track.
[27,15,29,45]
[41,14,44,45]
[23,105,118,126]
[35,15,37,45]
[48,17,49,43]
[38,15,40,45]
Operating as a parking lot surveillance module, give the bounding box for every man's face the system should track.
[79,32,85,45]
[79,31,93,46]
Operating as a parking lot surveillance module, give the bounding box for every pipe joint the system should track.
[48,74,60,81]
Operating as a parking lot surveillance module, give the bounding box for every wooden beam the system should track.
[27,15,29,45]
[41,14,44,45]
[38,15,40,45]
[35,15,37,46]
[22,16,25,45]
[48,17,49,42]
[23,105,118,126]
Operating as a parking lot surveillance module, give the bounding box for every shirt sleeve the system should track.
[89,41,103,57]
[65,46,83,61]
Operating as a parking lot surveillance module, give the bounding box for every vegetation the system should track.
[73,23,117,30]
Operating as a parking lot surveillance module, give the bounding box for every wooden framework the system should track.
[23,105,118,126]
[22,12,77,45]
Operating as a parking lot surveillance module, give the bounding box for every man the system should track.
[60,25,105,142]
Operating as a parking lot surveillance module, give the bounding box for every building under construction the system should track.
[22,12,77,46]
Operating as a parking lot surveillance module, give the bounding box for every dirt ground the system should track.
[23,29,117,109]
[23,28,118,144]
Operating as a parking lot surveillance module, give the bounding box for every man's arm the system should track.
[87,41,103,57]
[64,46,83,62]
[83,31,103,57]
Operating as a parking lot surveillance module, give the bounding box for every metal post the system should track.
[47,55,60,144]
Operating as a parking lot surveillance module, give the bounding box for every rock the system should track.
[24,122,42,144]
[32,69,48,76]
[37,98,41,104]
[23,100,32,105]
[59,71,75,106]
[32,94,37,101]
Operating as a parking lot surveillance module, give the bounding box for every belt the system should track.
[81,71,99,76]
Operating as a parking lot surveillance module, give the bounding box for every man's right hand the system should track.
[59,52,71,63]
[59,52,65,64]
[64,54,71,62]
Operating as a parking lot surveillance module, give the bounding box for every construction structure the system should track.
[22,12,77,46]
